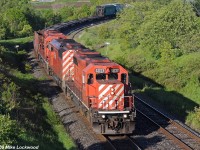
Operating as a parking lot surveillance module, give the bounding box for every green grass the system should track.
[0,36,33,43]
[0,36,33,53]
[43,99,76,150]
[0,37,76,149]
[31,0,89,6]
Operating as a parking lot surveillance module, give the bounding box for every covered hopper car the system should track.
[96,3,124,17]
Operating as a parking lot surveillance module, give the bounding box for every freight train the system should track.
[34,4,136,134]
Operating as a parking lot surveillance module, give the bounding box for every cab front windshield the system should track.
[96,73,118,80]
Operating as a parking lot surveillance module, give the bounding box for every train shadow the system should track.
[83,135,164,150]
[130,70,199,122]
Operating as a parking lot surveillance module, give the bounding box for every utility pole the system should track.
[15,45,19,53]
[105,42,110,55]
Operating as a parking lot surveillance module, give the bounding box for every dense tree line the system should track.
[0,0,42,39]
[0,0,150,40]
[0,0,94,40]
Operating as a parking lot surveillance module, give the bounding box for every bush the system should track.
[186,107,200,132]
[0,115,20,145]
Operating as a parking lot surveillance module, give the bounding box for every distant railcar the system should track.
[96,3,124,17]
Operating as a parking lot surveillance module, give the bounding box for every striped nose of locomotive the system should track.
[98,84,124,110]
[62,50,74,80]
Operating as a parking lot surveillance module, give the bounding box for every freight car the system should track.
[34,5,135,135]
[96,3,124,17]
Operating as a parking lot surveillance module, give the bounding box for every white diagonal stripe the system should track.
[112,93,124,109]
[98,84,121,108]
[98,85,112,99]
[99,84,105,91]
[63,62,73,73]
[63,56,72,66]
[70,67,74,72]
[106,84,121,106]
[98,85,112,108]
[63,51,71,60]
[63,61,73,73]
[109,86,124,106]
[103,103,109,109]
[114,84,121,92]
[101,97,109,109]
[63,67,74,80]
[63,54,73,66]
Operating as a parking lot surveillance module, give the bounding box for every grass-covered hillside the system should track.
[76,0,200,132]
[0,37,76,149]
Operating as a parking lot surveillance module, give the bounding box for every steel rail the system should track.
[136,109,192,150]
[135,95,200,141]
[135,95,200,149]
[105,135,142,150]
[127,136,142,150]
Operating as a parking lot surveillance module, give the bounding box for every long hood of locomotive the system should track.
[98,82,124,110]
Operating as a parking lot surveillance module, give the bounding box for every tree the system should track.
[0,27,6,40]
[1,82,20,114]
[137,0,199,58]
[18,24,33,37]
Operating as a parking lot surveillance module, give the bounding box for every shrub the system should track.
[0,115,19,145]
[186,107,200,132]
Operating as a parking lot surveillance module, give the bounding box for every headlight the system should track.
[111,88,115,91]
[123,114,127,118]
[102,115,105,118]
[111,91,114,95]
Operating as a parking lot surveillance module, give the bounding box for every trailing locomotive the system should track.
[34,5,135,135]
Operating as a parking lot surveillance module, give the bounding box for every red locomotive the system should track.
[34,28,136,134]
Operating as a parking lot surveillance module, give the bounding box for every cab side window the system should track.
[87,74,94,84]
[121,73,127,84]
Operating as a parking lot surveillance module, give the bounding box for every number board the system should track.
[111,68,119,73]
[95,68,105,73]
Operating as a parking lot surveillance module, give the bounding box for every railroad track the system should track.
[105,135,142,150]
[68,20,111,39]
[48,16,114,36]
[135,96,200,150]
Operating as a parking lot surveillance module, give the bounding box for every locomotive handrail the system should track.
[98,110,130,114]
